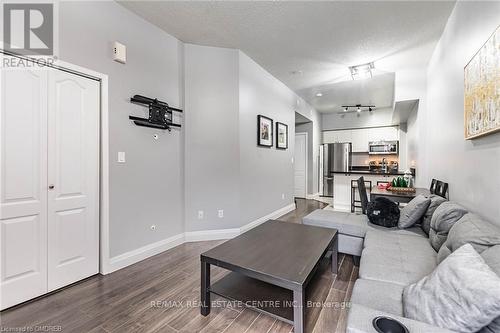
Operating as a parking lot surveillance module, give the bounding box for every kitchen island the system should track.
[331,170,404,211]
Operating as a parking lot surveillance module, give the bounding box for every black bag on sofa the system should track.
[367,197,400,227]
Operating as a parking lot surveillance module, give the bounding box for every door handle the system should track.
[49,185,55,190]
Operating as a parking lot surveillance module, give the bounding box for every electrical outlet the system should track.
[198,211,204,219]
[218,210,224,218]
[150,225,156,231]
[281,193,285,200]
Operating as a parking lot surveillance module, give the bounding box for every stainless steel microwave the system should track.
[368,141,399,155]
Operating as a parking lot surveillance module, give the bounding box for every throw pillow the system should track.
[421,194,447,235]
[367,197,400,228]
[481,245,500,333]
[398,194,431,229]
[403,244,500,332]
[428,201,467,251]
[438,213,500,263]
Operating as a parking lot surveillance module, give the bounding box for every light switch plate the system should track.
[118,152,126,163]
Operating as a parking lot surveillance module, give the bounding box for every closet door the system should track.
[47,69,99,291]
[0,66,48,310]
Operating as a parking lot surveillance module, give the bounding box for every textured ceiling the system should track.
[119,1,455,113]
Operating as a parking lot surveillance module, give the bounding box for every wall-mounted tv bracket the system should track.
[129,95,183,131]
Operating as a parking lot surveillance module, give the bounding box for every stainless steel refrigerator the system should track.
[320,143,352,197]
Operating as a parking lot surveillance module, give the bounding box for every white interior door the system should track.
[294,133,307,198]
[47,69,100,291]
[0,66,49,309]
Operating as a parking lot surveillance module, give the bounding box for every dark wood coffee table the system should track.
[200,220,338,333]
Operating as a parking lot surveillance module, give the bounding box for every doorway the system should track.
[294,132,308,198]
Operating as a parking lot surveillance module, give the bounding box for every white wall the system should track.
[59,1,184,258]
[183,47,316,232]
[422,1,500,224]
[238,52,297,223]
[184,44,241,232]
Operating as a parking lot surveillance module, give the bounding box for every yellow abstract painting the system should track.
[464,26,500,139]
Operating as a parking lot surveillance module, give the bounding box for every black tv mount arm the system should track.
[129,95,183,131]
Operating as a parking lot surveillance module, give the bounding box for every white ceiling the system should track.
[119,1,455,113]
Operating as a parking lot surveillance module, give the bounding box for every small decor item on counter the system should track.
[276,122,288,149]
[389,176,416,192]
[377,182,391,190]
[403,169,414,188]
[257,115,273,147]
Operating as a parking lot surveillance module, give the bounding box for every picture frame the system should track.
[464,25,500,140]
[276,122,288,149]
[257,115,273,147]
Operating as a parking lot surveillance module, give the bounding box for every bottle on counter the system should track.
[404,170,414,188]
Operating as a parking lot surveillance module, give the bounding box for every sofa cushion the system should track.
[421,194,447,235]
[302,209,368,238]
[403,244,500,333]
[347,304,455,333]
[481,245,500,333]
[438,213,500,263]
[429,201,468,251]
[398,194,431,229]
[364,228,431,250]
[351,279,404,316]
[482,245,500,275]
[360,232,437,285]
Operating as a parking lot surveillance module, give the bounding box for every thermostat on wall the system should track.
[112,41,126,64]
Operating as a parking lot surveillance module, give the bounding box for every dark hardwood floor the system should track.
[0,199,357,333]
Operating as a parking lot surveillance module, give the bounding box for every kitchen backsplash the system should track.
[352,153,399,167]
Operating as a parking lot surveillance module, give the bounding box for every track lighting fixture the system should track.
[339,104,375,115]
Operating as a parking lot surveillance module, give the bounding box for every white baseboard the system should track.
[306,193,320,199]
[105,233,184,274]
[240,203,296,233]
[184,228,239,242]
[103,203,296,275]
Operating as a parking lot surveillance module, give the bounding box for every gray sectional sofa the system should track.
[303,199,500,333]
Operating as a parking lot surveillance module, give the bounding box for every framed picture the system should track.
[257,115,273,147]
[464,25,500,139]
[276,122,288,149]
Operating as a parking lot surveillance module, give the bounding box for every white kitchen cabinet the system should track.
[323,129,352,143]
[323,126,399,147]
[322,131,336,143]
[368,127,398,142]
[351,129,369,152]
[336,130,352,143]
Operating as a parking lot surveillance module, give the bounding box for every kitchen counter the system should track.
[331,172,406,211]
[331,170,405,176]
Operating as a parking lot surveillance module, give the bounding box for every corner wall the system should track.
[184,44,241,232]
[59,1,184,258]
[238,52,297,224]
[423,1,500,224]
